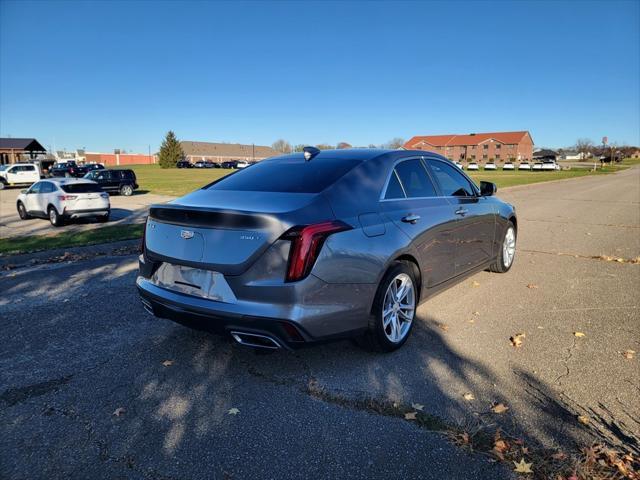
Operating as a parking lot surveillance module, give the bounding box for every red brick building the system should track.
[404,131,534,163]
[85,152,156,166]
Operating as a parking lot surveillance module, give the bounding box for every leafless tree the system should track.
[315,144,334,150]
[272,139,292,153]
[385,138,406,149]
[575,138,594,161]
[336,142,352,149]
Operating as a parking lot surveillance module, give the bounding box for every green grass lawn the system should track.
[127,165,231,196]
[467,165,626,189]
[126,161,632,196]
[0,224,144,256]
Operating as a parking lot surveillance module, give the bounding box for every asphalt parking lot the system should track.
[0,187,172,239]
[1,167,638,479]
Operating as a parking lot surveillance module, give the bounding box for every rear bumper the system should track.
[63,207,110,219]
[136,256,375,347]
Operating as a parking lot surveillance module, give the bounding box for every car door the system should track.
[23,181,42,213]
[426,158,496,275]
[38,181,56,212]
[380,157,458,288]
[94,170,112,191]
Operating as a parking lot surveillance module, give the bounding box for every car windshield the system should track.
[207,158,360,193]
[0,165,9,171]
[61,183,103,193]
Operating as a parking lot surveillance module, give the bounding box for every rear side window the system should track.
[40,182,56,193]
[207,159,360,193]
[429,161,476,197]
[394,160,437,198]
[384,172,405,199]
[61,183,103,193]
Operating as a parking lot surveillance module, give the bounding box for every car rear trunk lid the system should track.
[145,190,334,275]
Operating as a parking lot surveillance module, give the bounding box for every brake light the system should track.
[281,220,352,282]
[58,195,77,201]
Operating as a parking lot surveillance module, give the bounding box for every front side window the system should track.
[428,161,476,197]
[29,182,42,194]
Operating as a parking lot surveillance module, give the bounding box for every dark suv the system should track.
[84,169,138,196]
[50,161,88,178]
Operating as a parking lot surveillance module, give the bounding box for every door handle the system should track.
[455,208,468,216]
[401,214,420,224]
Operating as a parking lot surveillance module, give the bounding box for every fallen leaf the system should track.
[113,407,126,417]
[494,439,508,453]
[577,415,590,425]
[437,322,449,332]
[472,281,481,287]
[62,299,70,303]
[227,408,240,415]
[491,403,509,414]
[551,451,567,461]
[526,284,538,289]
[468,318,475,324]
[510,333,526,348]
[404,411,417,420]
[621,349,635,359]
[473,311,480,316]
[161,360,174,367]
[411,403,424,411]
[574,332,586,338]
[463,392,475,401]
[513,458,533,473]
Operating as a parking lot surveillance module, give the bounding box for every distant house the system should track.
[0,138,47,165]
[404,131,533,162]
[561,151,591,161]
[533,149,558,162]
[630,149,640,159]
[180,141,280,164]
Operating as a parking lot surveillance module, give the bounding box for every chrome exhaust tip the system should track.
[230,331,282,350]
[140,298,154,316]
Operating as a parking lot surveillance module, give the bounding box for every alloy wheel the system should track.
[382,273,415,343]
[503,226,516,268]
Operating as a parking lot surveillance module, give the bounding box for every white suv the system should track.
[0,163,41,189]
[16,178,110,226]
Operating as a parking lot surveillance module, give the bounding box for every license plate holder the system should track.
[151,263,237,303]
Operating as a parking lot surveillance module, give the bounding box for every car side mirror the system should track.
[480,181,497,196]
[21,189,28,194]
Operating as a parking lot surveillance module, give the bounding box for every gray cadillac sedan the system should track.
[137,148,516,352]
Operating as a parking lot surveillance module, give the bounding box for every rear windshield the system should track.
[61,183,103,193]
[207,159,360,193]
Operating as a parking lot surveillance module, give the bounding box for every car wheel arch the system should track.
[372,253,422,314]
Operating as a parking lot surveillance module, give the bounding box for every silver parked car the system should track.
[137,148,517,352]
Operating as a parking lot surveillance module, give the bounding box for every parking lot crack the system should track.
[555,337,578,387]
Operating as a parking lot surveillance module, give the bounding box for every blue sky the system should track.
[1,0,638,153]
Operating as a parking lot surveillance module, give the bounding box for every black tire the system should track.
[17,201,31,219]
[0,181,5,190]
[48,206,64,227]
[120,184,133,196]
[489,221,516,273]
[357,261,418,352]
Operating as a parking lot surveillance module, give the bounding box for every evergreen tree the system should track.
[158,131,184,168]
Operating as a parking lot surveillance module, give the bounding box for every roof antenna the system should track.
[303,146,320,161]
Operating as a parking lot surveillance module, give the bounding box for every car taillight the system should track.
[69,168,75,173]
[281,220,352,282]
[58,195,77,201]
